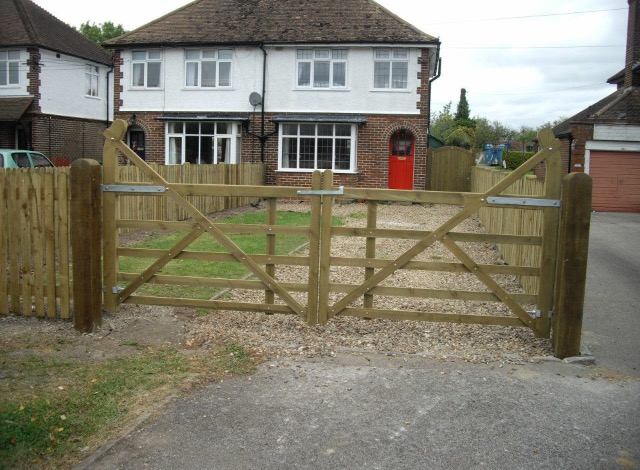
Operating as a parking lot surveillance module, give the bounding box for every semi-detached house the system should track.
[0,0,112,161]
[104,0,441,189]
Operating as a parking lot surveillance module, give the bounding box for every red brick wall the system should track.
[30,115,107,162]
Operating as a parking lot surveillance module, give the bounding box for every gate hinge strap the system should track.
[297,186,344,196]
[486,196,560,208]
[102,184,166,193]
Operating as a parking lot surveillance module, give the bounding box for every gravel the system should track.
[186,201,553,363]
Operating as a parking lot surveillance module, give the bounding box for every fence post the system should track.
[71,159,103,333]
[552,172,592,358]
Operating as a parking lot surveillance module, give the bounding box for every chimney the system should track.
[625,0,640,87]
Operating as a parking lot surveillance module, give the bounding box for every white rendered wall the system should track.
[0,48,29,97]
[39,49,109,121]
[119,45,425,115]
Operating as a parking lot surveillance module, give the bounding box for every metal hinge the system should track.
[486,196,560,208]
[102,185,166,194]
[297,186,345,196]
[103,286,124,294]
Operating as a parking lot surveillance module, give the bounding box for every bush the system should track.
[502,150,535,170]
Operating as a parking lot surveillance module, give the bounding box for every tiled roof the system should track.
[553,87,640,136]
[105,0,437,48]
[0,97,33,121]
[0,0,112,65]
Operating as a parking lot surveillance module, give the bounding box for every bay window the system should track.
[279,123,355,171]
[297,49,347,88]
[166,121,242,165]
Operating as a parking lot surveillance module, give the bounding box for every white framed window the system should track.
[185,49,232,88]
[373,48,409,89]
[0,50,20,86]
[297,49,347,89]
[166,121,242,164]
[279,123,356,171]
[131,50,162,88]
[85,65,99,97]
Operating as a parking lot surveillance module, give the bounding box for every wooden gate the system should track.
[100,120,573,341]
[430,146,475,192]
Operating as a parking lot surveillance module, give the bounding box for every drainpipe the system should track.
[260,45,267,162]
[427,44,442,129]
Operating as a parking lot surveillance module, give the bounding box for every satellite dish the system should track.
[249,92,263,107]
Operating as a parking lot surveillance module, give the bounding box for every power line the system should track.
[446,45,624,50]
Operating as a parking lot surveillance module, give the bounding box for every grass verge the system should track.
[0,339,255,470]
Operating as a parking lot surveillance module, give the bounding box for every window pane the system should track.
[168,122,183,134]
[132,63,144,86]
[297,50,312,59]
[147,62,161,87]
[185,122,199,134]
[300,124,315,136]
[391,62,408,89]
[202,50,216,59]
[315,50,330,59]
[332,62,345,87]
[217,137,230,163]
[299,138,315,168]
[298,62,310,86]
[85,73,92,95]
[219,62,231,86]
[393,49,408,59]
[186,62,198,86]
[202,61,216,87]
[317,138,332,169]
[218,49,232,59]
[283,124,298,135]
[200,136,214,163]
[8,51,20,60]
[318,124,332,136]
[186,50,200,60]
[168,137,182,164]
[375,49,390,59]
[217,123,229,134]
[148,51,161,60]
[132,51,146,60]
[332,50,347,60]
[314,61,330,87]
[185,136,199,163]
[335,125,351,137]
[335,139,351,170]
[201,122,215,134]
[374,62,390,88]
[282,138,297,168]
[15,153,30,167]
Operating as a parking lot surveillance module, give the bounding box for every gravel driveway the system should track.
[186,201,552,363]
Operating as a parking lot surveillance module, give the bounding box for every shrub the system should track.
[502,150,535,170]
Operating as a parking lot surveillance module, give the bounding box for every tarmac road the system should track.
[78,212,640,470]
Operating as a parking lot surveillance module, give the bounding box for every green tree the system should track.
[429,101,456,142]
[445,126,476,150]
[454,88,471,123]
[78,21,127,45]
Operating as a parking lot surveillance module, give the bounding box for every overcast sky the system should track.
[33,0,629,129]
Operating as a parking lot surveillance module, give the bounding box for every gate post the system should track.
[552,172,592,358]
[70,159,103,332]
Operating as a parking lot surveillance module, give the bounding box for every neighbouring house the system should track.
[104,0,441,189]
[0,0,112,161]
[553,0,640,212]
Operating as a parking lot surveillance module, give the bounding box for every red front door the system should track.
[388,130,414,189]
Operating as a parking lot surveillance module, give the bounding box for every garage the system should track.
[588,151,640,212]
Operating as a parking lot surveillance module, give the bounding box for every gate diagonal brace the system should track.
[328,130,560,321]
[104,122,307,318]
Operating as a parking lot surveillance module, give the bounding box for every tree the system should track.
[78,21,127,45]
[454,88,471,122]
[429,101,456,142]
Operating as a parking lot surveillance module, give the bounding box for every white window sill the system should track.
[369,88,412,93]
[276,168,357,174]
[293,87,351,92]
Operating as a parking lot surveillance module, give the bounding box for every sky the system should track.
[33,0,630,129]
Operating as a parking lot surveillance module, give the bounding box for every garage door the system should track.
[589,151,640,212]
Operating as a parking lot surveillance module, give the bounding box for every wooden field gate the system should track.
[83,120,590,357]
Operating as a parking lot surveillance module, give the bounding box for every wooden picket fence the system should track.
[0,163,265,318]
[471,166,545,294]
[0,167,72,318]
